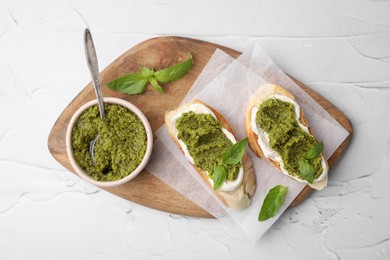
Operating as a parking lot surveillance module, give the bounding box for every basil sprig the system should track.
[298,141,324,183]
[107,54,193,94]
[258,185,288,221]
[213,138,248,190]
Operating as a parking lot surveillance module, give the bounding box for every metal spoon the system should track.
[84,28,105,163]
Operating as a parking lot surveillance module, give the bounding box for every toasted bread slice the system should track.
[165,100,256,210]
[244,83,328,190]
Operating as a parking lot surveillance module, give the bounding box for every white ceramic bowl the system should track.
[66,97,153,188]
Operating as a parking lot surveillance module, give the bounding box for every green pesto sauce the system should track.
[256,98,323,179]
[175,111,240,181]
[72,104,147,181]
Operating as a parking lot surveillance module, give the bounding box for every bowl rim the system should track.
[65,97,153,188]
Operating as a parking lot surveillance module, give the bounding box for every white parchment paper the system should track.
[146,44,350,242]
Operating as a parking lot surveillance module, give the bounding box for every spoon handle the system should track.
[84,28,105,119]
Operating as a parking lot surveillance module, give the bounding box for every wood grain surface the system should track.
[47,36,352,218]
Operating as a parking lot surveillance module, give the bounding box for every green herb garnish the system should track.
[299,141,324,183]
[213,164,228,190]
[299,160,314,183]
[213,138,248,190]
[258,185,288,221]
[107,54,193,94]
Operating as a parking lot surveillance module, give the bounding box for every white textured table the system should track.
[1,1,389,259]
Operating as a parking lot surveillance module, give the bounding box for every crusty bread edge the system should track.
[244,83,329,190]
[165,100,257,210]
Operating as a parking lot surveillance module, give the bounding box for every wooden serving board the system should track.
[48,36,352,218]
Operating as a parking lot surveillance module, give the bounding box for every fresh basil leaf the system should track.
[213,164,227,190]
[154,54,193,83]
[304,141,324,160]
[258,185,288,221]
[107,73,148,95]
[107,53,193,95]
[140,66,154,78]
[149,76,164,93]
[299,159,314,184]
[222,138,248,165]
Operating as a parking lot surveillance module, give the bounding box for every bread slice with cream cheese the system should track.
[165,100,256,210]
[244,83,328,190]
